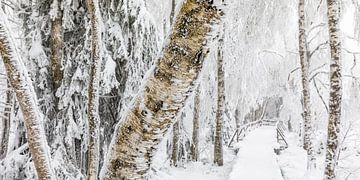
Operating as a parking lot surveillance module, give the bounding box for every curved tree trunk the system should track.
[298,0,316,168]
[214,26,225,167]
[100,1,220,179]
[324,0,343,179]
[0,11,54,180]
[191,85,200,161]
[86,0,103,179]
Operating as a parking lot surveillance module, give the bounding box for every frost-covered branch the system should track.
[309,41,328,58]
[312,78,329,113]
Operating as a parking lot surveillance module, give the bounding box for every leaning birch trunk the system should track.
[214,26,225,166]
[0,12,54,180]
[100,1,220,179]
[298,0,316,168]
[86,0,103,179]
[0,81,11,159]
[50,0,64,91]
[191,85,200,161]
[324,0,343,179]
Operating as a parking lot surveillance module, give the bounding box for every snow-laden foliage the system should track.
[0,0,360,179]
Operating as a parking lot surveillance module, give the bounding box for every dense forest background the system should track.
[0,0,360,179]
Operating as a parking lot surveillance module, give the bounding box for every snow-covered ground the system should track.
[277,133,323,180]
[229,126,283,180]
[152,148,237,180]
[153,125,360,180]
[154,126,285,180]
[154,161,234,180]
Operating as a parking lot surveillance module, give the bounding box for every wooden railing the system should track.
[276,121,288,148]
[228,118,289,149]
[228,119,263,147]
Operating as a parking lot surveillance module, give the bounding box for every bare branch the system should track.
[259,49,284,59]
[1,1,15,10]
[309,71,328,82]
[316,0,324,11]
[307,23,326,37]
[287,67,300,81]
[286,50,298,55]
[313,78,329,113]
[351,55,357,76]
[309,41,328,58]
[307,30,322,45]
[310,63,327,75]
[342,48,360,55]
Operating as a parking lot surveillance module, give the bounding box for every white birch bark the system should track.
[86,0,103,179]
[0,10,54,180]
[100,1,220,179]
[298,0,316,168]
[324,0,343,179]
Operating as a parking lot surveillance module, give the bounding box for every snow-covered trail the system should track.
[228,126,284,180]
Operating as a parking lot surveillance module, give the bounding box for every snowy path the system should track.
[228,126,284,180]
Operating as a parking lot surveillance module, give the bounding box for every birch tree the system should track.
[100,0,220,178]
[171,120,180,166]
[298,0,316,168]
[50,0,63,91]
[0,11,54,180]
[191,85,200,161]
[324,0,343,179]
[86,0,103,179]
[214,26,225,166]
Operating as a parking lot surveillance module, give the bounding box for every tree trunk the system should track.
[50,0,63,91]
[0,81,12,159]
[99,1,220,179]
[0,11,54,180]
[86,0,103,179]
[170,0,176,25]
[171,121,179,166]
[214,27,225,166]
[298,0,316,168]
[324,0,343,179]
[191,86,200,161]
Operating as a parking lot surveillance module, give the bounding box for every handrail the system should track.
[276,121,288,148]
[228,118,289,150]
[228,119,263,147]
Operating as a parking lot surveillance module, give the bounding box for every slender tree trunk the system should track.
[191,86,200,161]
[0,12,54,180]
[170,0,176,25]
[214,27,225,166]
[324,0,342,179]
[0,82,12,159]
[171,121,179,166]
[298,0,316,168]
[169,0,179,167]
[86,0,103,179]
[50,0,63,91]
[100,1,220,179]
